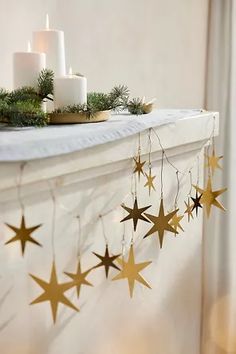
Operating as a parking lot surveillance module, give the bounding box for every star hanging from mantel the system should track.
[112,245,151,298]
[133,156,146,180]
[206,148,223,175]
[121,197,151,232]
[144,169,156,195]
[92,245,121,278]
[5,215,42,256]
[30,261,79,324]
[144,199,178,248]
[191,192,203,217]
[170,212,184,235]
[64,260,93,298]
[194,177,227,217]
[184,198,194,222]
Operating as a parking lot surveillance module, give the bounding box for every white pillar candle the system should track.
[33,14,66,76]
[13,42,46,89]
[54,68,87,109]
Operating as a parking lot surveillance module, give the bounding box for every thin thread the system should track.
[99,215,108,245]
[174,171,180,209]
[47,181,56,261]
[160,150,164,198]
[76,216,81,258]
[17,162,26,214]
[188,170,193,196]
[148,128,152,168]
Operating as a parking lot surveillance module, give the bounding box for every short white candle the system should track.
[33,14,66,76]
[54,67,87,109]
[13,41,46,89]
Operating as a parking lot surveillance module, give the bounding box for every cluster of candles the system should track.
[13,15,87,110]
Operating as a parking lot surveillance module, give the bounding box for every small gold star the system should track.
[144,169,156,195]
[194,177,227,217]
[64,260,93,298]
[93,245,120,278]
[191,192,203,216]
[170,212,184,235]
[30,261,79,323]
[206,148,223,175]
[112,245,151,298]
[133,156,146,180]
[5,215,42,256]
[184,198,194,222]
[144,199,178,248]
[121,197,151,231]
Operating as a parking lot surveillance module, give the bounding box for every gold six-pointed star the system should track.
[144,199,178,248]
[144,169,156,195]
[112,245,151,298]
[64,260,93,298]
[133,156,146,180]
[206,148,223,175]
[121,197,151,231]
[5,215,42,256]
[30,261,79,323]
[194,177,227,217]
[93,245,120,278]
[170,212,184,235]
[184,198,194,222]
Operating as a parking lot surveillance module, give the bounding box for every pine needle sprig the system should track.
[38,69,54,101]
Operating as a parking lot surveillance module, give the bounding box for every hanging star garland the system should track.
[170,212,184,235]
[184,198,194,222]
[64,260,93,298]
[112,245,151,298]
[144,169,156,195]
[206,148,223,175]
[30,261,79,323]
[144,199,178,248]
[133,156,146,180]
[120,197,151,231]
[194,177,227,217]
[92,245,120,278]
[191,192,203,216]
[5,215,42,256]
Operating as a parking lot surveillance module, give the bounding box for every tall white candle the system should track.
[33,14,66,76]
[54,67,87,109]
[13,42,46,89]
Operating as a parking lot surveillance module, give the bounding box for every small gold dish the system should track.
[49,110,111,124]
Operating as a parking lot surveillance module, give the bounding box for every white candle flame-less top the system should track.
[32,15,66,76]
[54,68,87,109]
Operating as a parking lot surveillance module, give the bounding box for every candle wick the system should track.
[46,13,50,30]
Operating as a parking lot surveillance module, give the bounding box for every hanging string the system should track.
[99,214,108,245]
[160,149,164,199]
[196,156,200,187]
[174,171,180,209]
[188,169,193,197]
[17,162,27,215]
[148,128,152,170]
[47,181,57,261]
[76,215,81,259]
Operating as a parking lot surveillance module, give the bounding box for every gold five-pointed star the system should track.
[133,156,146,180]
[64,260,93,298]
[206,148,223,175]
[170,212,184,235]
[144,169,156,195]
[30,261,79,323]
[93,245,120,278]
[194,177,227,217]
[144,199,178,248]
[112,245,151,298]
[184,198,194,222]
[121,198,151,231]
[5,215,42,256]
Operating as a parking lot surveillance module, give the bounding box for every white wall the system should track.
[0,0,209,108]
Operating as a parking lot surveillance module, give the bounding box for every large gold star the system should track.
[184,198,194,222]
[64,260,93,298]
[93,245,120,278]
[30,261,79,323]
[133,156,146,180]
[5,215,42,256]
[121,198,151,231]
[112,245,151,298]
[206,148,223,175]
[194,177,227,217]
[170,212,184,235]
[144,199,178,248]
[144,169,156,195]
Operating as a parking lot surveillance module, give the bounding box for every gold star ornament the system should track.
[133,156,146,180]
[93,245,120,278]
[170,212,184,235]
[121,197,151,231]
[112,245,151,298]
[30,261,79,323]
[184,198,194,222]
[191,192,203,216]
[206,148,223,175]
[144,199,178,248]
[5,215,42,256]
[194,177,227,217]
[64,260,93,298]
[144,169,156,195]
